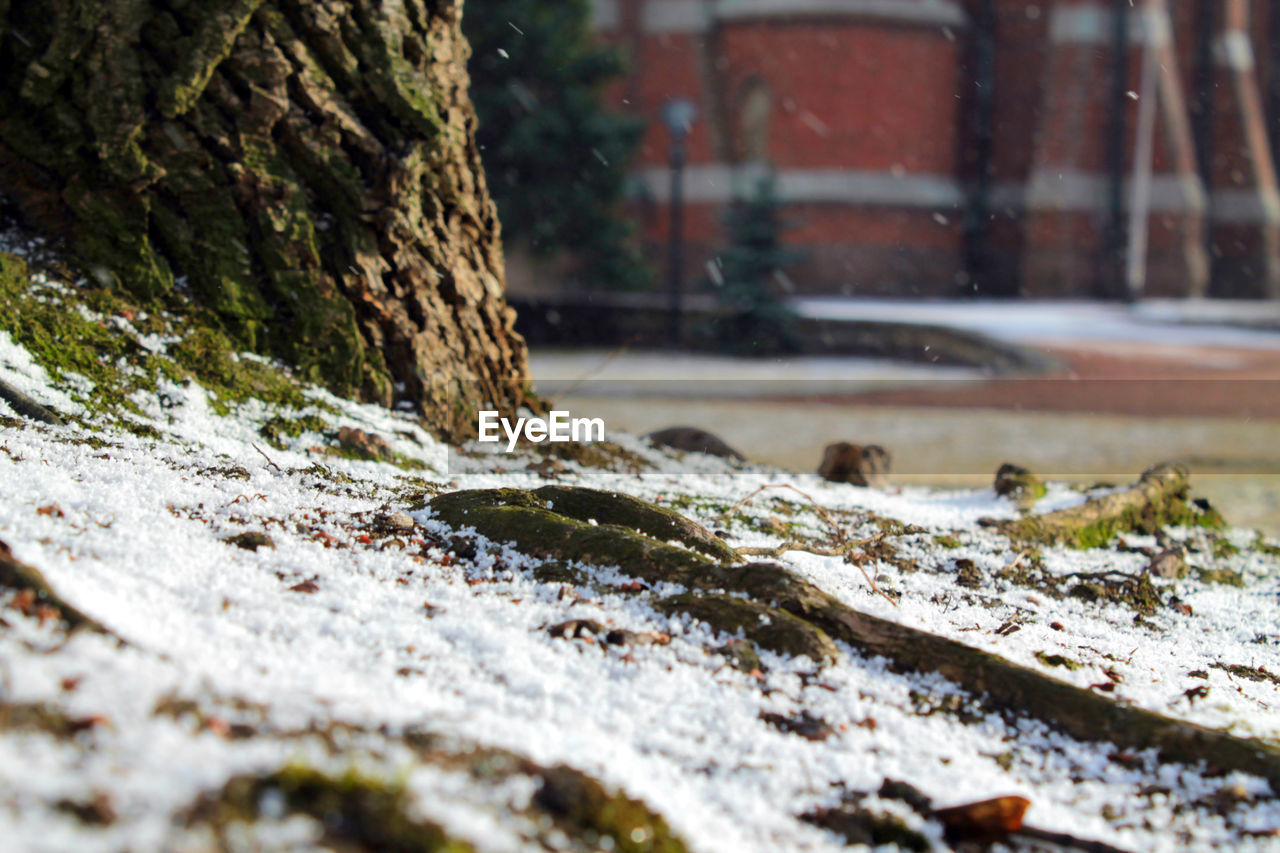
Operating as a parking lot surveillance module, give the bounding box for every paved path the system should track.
[532,313,1280,533]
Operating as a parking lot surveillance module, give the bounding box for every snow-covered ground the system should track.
[527,349,985,400]
[792,298,1280,351]
[3,258,1280,850]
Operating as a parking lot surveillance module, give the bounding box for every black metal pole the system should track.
[667,137,686,346]
[1101,0,1130,300]
[1267,0,1280,176]
[1191,0,1217,290]
[963,0,997,297]
[1191,0,1215,185]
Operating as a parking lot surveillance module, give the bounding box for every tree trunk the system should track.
[0,0,530,438]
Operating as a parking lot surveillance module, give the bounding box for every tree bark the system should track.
[0,0,530,438]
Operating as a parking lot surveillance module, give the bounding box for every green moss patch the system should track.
[1252,535,1280,558]
[188,765,473,852]
[715,638,762,673]
[534,764,689,853]
[257,413,329,446]
[531,561,589,586]
[1197,567,1245,587]
[1211,663,1280,686]
[656,593,839,664]
[1212,539,1241,559]
[534,485,739,563]
[1068,573,1161,616]
[427,486,740,576]
[982,464,1222,550]
[0,702,89,737]
[428,488,715,585]
[1035,652,1083,672]
[994,463,1047,510]
[0,250,311,426]
[802,804,929,852]
[993,549,1066,599]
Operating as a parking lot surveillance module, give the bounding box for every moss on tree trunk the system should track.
[0,0,530,437]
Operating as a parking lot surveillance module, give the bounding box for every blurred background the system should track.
[466,0,1280,532]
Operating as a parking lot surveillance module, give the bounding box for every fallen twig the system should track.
[0,376,63,426]
[251,442,283,473]
[1013,825,1134,853]
[722,483,897,607]
[736,542,849,558]
[1001,549,1030,573]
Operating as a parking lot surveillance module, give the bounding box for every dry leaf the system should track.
[933,795,1030,843]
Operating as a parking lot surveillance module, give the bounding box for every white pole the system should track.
[1127,0,1164,301]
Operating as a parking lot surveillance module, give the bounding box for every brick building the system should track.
[586,0,1280,300]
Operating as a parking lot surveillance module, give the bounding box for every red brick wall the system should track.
[718,22,961,172]
[578,0,1280,301]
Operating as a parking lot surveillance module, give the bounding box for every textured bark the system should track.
[0,0,531,437]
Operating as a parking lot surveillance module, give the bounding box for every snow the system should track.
[2,267,1280,850]
[792,297,1280,351]
[528,349,986,393]
[0,331,85,417]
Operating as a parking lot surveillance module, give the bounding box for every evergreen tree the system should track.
[707,173,801,354]
[465,0,650,290]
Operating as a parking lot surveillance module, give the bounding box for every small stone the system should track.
[645,426,745,460]
[547,619,604,640]
[55,793,116,826]
[449,539,478,560]
[818,442,890,488]
[954,558,982,589]
[993,463,1046,507]
[336,426,394,462]
[760,710,836,741]
[716,639,762,673]
[226,531,274,551]
[1147,547,1186,579]
[374,511,416,534]
[1209,782,1254,814]
[878,778,933,814]
[604,628,666,647]
[761,517,789,536]
[802,803,930,852]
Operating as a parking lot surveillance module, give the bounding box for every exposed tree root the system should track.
[431,485,1280,791]
[806,597,1280,791]
[0,538,112,634]
[0,377,63,426]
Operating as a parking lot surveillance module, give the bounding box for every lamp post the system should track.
[661,97,697,346]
